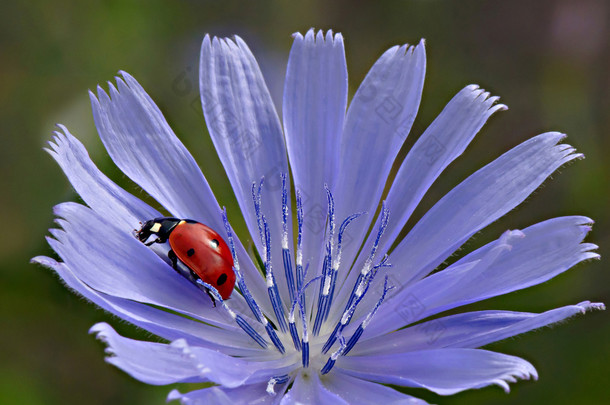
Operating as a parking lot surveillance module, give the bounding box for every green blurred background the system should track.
[1,0,608,404]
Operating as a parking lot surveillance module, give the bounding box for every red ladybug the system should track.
[136,217,236,302]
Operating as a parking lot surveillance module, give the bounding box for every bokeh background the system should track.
[1,0,608,404]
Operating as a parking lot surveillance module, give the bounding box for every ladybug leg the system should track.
[166,251,216,307]
[168,251,195,281]
[167,249,179,270]
[145,237,164,247]
[205,288,217,307]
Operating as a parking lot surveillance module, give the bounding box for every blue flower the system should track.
[33,29,604,404]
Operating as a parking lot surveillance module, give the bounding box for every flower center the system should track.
[202,174,393,390]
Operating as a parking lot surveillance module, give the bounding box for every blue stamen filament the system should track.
[196,279,267,348]
[300,297,310,368]
[321,334,346,375]
[342,204,390,315]
[288,316,301,351]
[252,179,266,254]
[262,216,288,334]
[312,249,331,336]
[322,211,364,324]
[217,176,394,376]
[289,274,321,352]
[321,256,391,354]
[295,190,305,309]
[321,277,393,374]
[281,174,297,304]
[282,248,296,308]
[343,276,393,355]
[312,186,335,336]
[221,208,284,353]
[221,207,264,324]
[252,178,289,334]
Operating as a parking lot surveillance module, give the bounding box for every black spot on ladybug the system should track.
[217,273,228,286]
[187,248,195,257]
[210,239,219,249]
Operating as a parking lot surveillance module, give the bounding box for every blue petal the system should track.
[91,323,297,388]
[322,372,431,404]
[338,134,583,326]
[89,77,272,313]
[31,256,265,356]
[368,216,597,336]
[279,371,349,405]
[46,126,160,231]
[390,132,581,286]
[90,72,220,227]
[283,29,347,286]
[89,322,206,385]
[200,35,291,303]
[168,382,283,405]
[379,86,505,247]
[181,345,297,389]
[352,301,604,356]
[49,202,244,328]
[337,348,537,395]
[332,85,505,319]
[333,40,426,274]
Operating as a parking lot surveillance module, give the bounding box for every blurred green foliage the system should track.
[1,0,608,404]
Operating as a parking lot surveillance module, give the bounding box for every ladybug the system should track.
[136,217,236,303]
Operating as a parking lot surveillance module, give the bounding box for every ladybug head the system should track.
[136,217,181,244]
[136,219,159,243]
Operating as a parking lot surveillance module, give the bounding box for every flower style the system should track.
[33,29,604,404]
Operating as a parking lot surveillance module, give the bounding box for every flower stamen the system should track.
[313,186,335,336]
[300,296,310,368]
[289,273,321,351]
[320,276,392,375]
[281,174,297,304]
[325,211,365,319]
[295,190,305,309]
[342,275,393,355]
[320,333,346,375]
[262,216,288,334]
[252,179,289,334]
[195,279,267,348]
[342,203,390,315]
[221,208,263,322]
[322,255,391,354]
[221,208,285,353]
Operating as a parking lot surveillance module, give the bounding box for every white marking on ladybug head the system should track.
[150,222,162,233]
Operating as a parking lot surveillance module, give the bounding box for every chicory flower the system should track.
[33,29,603,404]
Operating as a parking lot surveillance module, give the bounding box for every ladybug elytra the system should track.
[136,217,236,302]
